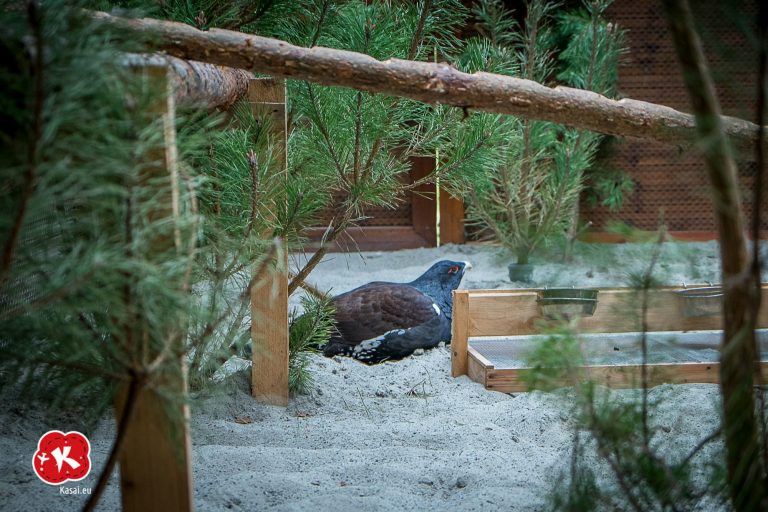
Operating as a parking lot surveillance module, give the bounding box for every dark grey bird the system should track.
[323,260,471,364]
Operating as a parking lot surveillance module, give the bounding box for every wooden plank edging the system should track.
[451,290,470,377]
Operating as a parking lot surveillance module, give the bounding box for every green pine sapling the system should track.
[463,0,625,266]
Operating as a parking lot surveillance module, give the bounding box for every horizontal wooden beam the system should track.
[304,226,431,252]
[89,10,766,156]
[122,53,252,108]
[465,285,768,337]
[480,358,768,393]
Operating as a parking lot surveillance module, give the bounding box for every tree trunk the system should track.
[88,10,767,155]
[662,1,767,511]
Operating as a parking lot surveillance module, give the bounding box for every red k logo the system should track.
[32,431,91,485]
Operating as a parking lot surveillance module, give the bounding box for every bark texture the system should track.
[91,10,766,155]
[663,1,767,511]
[122,53,252,109]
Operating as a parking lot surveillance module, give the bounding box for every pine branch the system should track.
[288,207,353,295]
[680,428,723,469]
[353,91,363,184]
[639,228,666,450]
[305,82,349,186]
[408,0,432,60]
[564,3,605,260]
[288,271,329,300]
[662,1,767,509]
[752,0,768,475]
[401,135,487,191]
[225,0,276,31]
[26,357,126,381]
[310,0,331,47]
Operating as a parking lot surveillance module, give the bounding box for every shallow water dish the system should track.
[676,286,723,317]
[537,288,599,319]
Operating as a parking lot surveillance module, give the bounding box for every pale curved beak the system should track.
[463,261,473,271]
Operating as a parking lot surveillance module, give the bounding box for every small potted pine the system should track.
[457,0,622,283]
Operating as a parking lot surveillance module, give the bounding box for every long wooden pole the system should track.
[89,10,765,155]
[121,53,252,108]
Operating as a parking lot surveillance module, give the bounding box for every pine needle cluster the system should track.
[288,295,335,395]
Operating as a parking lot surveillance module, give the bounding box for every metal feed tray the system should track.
[676,286,723,317]
[537,288,598,319]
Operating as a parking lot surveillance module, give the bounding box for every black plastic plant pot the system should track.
[508,263,534,283]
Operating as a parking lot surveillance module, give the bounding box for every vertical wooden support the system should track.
[117,66,193,512]
[439,188,465,245]
[451,289,470,377]
[248,78,290,406]
[410,155,465,246]
[410,156,438,246]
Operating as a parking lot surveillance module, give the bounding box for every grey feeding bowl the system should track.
[676,286,723,317]
[537,288,599,319]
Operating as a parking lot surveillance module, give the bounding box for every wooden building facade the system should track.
[313,0,763,251]
[582,0,762,236]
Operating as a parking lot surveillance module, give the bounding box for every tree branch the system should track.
[407,0,432,61]
[305,82,350,186]
[288,207,353,295]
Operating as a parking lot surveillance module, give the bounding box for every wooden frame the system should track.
[451,285,768,393]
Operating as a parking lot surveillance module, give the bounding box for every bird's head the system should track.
[416,260,472,295]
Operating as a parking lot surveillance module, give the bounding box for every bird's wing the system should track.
[332,283,439,344]
[351,313,452,364]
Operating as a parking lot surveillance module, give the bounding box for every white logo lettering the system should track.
[51,446,80,473]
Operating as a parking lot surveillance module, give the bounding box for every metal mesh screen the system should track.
[582,0,764,232]
[470,330,768,369]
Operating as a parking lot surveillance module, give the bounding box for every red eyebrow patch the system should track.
[448,265,460,274]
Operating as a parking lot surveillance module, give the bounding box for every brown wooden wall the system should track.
[312,0,764,250]
[582,0,763,234]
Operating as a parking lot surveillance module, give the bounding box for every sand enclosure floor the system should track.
[2,241,754,511]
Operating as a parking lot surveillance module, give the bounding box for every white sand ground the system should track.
[1,241,759,511]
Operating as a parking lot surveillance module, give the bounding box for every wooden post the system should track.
[249,78,290,406]
[117,66,193,512]
[451,289,470,377]
[410,156,438,246]
[439,187,465,245]
[410,155,466,247]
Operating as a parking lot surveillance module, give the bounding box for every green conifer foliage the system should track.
[464,0,625,264]
[278,0,512,289]
[0,1,202,428]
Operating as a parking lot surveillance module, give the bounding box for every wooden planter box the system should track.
[451,286,768,393]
